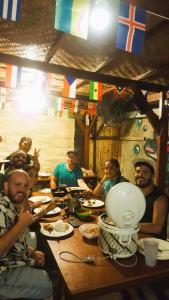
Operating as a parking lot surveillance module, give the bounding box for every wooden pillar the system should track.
[156,92,168,190]
[133,86,168,190]
[74,115,97,169]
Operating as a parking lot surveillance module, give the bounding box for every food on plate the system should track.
[83,227,99,234]
[87,199,96,206]
[43,220,69,233]
[43,224,53,233]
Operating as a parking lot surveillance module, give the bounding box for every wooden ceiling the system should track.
[0,0,169,106]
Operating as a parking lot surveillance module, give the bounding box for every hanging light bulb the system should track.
[90,0,112,32]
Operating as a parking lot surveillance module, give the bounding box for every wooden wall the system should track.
[0,103,75,173]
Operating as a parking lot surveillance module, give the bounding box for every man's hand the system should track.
[33,148,41,158]
[33,250,45,267]
[18,207,34,227]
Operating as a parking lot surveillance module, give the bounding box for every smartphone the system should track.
[68,218,81,227]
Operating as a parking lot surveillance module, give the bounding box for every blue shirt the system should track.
[53,162,83,187]
[103,176,128,194]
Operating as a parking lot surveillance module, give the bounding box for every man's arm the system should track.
[139,195,168,234]
[50,175,57,189]
[0,208,33,257]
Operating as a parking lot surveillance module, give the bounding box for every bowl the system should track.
[75,207,92,220]
[79,224,99,239]
[51,188,67,197]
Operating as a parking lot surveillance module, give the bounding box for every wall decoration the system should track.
[144,138,157,160]
[133,144,140,155]
[135,119,142,128]
[143,125,147,132]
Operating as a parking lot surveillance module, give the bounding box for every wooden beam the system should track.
[0,53,167,92]
[45,33,63,63]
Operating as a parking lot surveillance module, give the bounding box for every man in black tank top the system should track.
[134,159,168,240]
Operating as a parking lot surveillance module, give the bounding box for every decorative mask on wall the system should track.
[144,138,157,160]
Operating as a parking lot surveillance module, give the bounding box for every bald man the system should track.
[0,170,53,299]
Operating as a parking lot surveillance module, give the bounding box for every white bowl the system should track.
[79,224,99,239]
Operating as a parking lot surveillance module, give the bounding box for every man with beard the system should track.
[4,150,27,175]
[134,159,168,240]
[0,169,54,299]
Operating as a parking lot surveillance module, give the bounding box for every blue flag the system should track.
[116,3,146,54]
[0,0,22,21]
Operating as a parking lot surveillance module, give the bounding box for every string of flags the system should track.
[1,64,133,116]
[0,0,149,55]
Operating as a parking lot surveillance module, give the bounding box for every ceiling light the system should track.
[90,0,112,32]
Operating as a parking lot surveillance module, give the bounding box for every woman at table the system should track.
[50,150,92,196]
[5,136,41,171]
[93,158,128,196]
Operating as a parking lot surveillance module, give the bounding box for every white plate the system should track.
[0,159,10,163]
[67,187,84,192]
[34,206,61,216]
[39,188,51,194]
[28,196,51,203]
[137,238,169,260]
[38,172,51,177]
[40,222,73,237]
[83,199,104,208]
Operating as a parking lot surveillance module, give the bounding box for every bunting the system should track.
[5,65,22,88]
[71,99,78,113]
[63,76,77,98]
[0,0,22,21]
[88,102,96,116]
[67,109,75,119]
[55,97,64,117]
[116,3,146,54]
[90,81,102,100]
[55,0,90,39]
[0,87,6,110]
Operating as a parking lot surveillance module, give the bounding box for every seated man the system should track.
[4,150,27,176]
[0,169,57,299]
[134,158,168,240]
[50,150,92,194]
[5,136,40,171]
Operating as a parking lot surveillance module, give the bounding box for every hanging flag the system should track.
[116,3,146,55]
[67,109,75,119]
[88,102,96,116]
[0,87,6,110]
[54,97,64,117]
[5,64,22,88]
[0,0,22,22]
[47,73,52,92]
[63,76,77,98]
[55,0,91,39]
[90,81,102,101]
[71,99,78,113]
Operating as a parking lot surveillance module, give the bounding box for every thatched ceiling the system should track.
[0,0,169,107]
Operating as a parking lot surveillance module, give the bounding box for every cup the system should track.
[143,240,158,267]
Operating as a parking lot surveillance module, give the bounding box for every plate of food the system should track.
[39,188,51,194]
[40,220,73,237]
[83,199,104,208]
[137,238,169,260]
[79,224,99,239]
[28,195,52,203]
[67,186,84,191]
[34,206,61,216]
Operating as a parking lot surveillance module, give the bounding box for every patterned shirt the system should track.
[0,195,29,266]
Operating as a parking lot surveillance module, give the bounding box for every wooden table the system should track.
[47,227,169,299]
[31,191,169,299]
